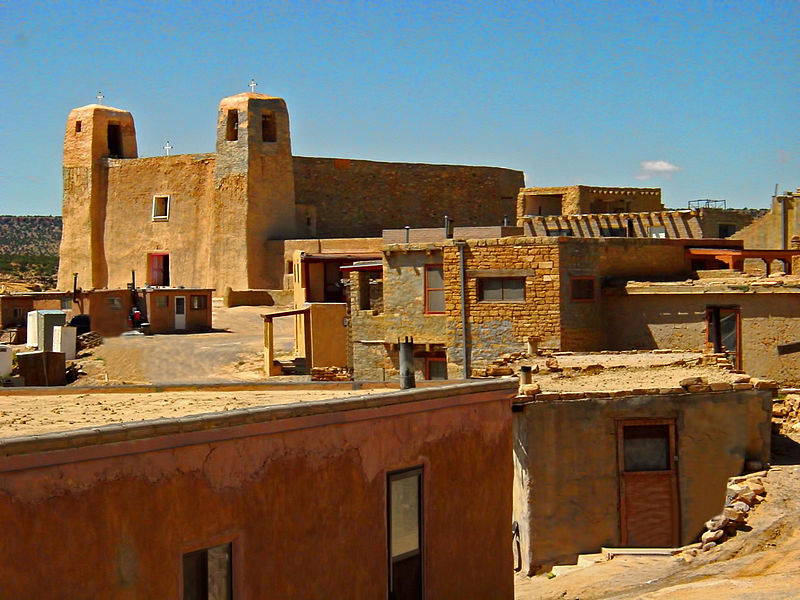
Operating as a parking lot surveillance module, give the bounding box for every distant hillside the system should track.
[0,215,62,255]
[0,216,62,290]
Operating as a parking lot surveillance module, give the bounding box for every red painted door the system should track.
[618,420,680,547]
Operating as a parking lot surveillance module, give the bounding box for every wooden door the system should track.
[618,420,679,547]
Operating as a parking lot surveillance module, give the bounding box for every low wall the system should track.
[224,288,293,307]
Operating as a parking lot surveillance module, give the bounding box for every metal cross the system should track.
[163,141,173,156]
[96,91,104,103]
[249,79,257,92]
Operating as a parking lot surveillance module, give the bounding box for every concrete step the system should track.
[550,564,584,577]
[577,552,606,567]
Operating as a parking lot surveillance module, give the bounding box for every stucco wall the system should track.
[732,192,800,249]
[0,385,513,599]
[513,389,771,573]
[605,291,800,384]
[293,157,523,238]
[102,155,215,289]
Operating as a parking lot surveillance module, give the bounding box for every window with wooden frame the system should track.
[182,543,232,600]
[478,278,525,302]
[388,467,423,600]
[152,195,170,221]
[424,265,445,313]
[190,295,208,310]
[570,277,595,302]
[425,356,447,380]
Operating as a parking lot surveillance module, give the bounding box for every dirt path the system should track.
[515,433,800,599]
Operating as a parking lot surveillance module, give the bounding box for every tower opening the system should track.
[226,109,238,141]
[107,123,123,157]
[261,112,277,142]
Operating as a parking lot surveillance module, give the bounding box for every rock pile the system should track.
[472,352,531,377]
[310,366,351,382]
[772,393,800,433]
[694,472,767,553]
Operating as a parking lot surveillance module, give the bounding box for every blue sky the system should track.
[1,0,797,215]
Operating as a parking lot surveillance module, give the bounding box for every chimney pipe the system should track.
[404,225,411,243]
[444,215,454,239]
[399,336,416,389]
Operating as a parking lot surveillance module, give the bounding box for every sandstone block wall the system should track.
[517,186,662,218]
[442,238,561,374]
[293,157,523,238]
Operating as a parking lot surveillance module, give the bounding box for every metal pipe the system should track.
[456,241,470,379]
[445,215,454,239]
[404,225,411,243]
[399,336,415,389]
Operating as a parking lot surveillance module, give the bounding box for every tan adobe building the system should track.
[517,186,756,239]
[349,232,800,384]
[733,187,800,249]
[57,93,523,295]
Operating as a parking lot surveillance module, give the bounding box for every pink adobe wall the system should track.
[0,387,513,599]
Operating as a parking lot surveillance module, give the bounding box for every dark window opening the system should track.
[627,219,635,237]
[424,265,445,313]
[599,227,627,237]
[706,306,740,369]
[75,121,82,133]
[425,357,447,380]
[478,278,525,302]
[623,424,670,471]
[570,277,595,302]
[107,123,123,157]
[718,223,737,238]
[388,468,422,600]
[261,112,277,142]
[226,109,238,141]
[182,543,232,600]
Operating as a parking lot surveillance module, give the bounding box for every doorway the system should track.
[706,306,741,369]
[107,123,123,157]
[617,420,679,547]
[175,296,186,330]
[149,253,170,286]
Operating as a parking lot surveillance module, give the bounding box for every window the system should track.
[191,295,208,310]
[388,468,422,600]
[570,277,595,302]
[108,297,122,311]
[225,109,238,141]
[60,297,72,310]
[478,278,525,302]
[152,195,170,220]
[424,265,445,313]
[156,295,168,308]
[718,223,737,238]
[182,543,232,600]
[425,357,447,380]
[261,112,277,142]
[75,120,82,133]
[648,226,667,238]
[599,227,626,237]
[623,424,671,471]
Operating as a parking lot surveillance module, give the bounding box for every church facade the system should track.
[58,93,523,293]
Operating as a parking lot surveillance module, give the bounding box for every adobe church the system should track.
[58,92,523,293]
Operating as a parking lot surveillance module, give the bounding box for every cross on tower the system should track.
[96,91,104,103]
[163,141,173,156]
[249,79,257,93]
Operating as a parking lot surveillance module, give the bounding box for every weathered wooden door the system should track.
[618,420,679,547]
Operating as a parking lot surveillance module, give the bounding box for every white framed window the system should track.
[152,195,170,221]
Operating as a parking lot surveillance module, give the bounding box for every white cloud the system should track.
[636,160,682,180]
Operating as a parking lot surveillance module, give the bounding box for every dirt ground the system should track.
[515,432,800,600]
[70,301,296,385]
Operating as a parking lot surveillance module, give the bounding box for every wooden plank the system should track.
[777,341,800,356]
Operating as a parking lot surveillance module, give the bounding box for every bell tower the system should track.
[58,103,137,290]
[211,93,296,291]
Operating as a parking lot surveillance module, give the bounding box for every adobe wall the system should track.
[521,211,704,238]
[732,191,800,249]
[85,289,136,337]
[517,186,662,218]
[0,385,513,599]
[102,155,215,290]
[605,291,800,384]
[513,389,771,573]
[441,238,561,373]
[698,208,756,238]
[293,157,523,238]
[143,290,213,334]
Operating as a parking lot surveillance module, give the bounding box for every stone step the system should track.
[549,564,584,577]
[577,552,606,567]
[602,547,677,559]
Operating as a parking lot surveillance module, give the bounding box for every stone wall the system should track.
[293,157,523,238]
[441,238,561,374]
[732,190,800,249]
[517,186,662,218]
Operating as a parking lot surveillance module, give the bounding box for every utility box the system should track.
[0,345,11,378]
[34,310,67,352]
[15,351,66,386]
[54,326,77,360]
